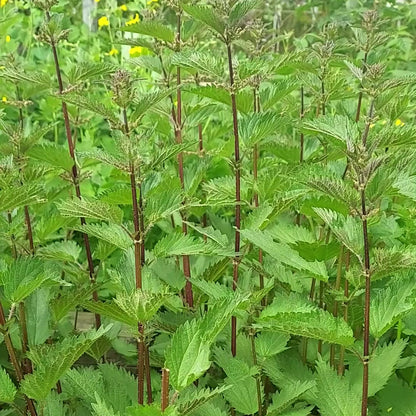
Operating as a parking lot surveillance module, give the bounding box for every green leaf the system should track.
[21,326,112,401]
[314,360,360,416]
[73,223,132,250]
[255,331,290,358]
[152,232,215,257]
[239,111,281,146]
[165,297,244,390]
[302,115,358,146]
[313,208,362,259]
[241,229,328,280]
[121,21,175,43]
[171,51,224,79]
[92,393,120,416]
[176,386,230,415]
[57,198,123,224]
[214,349,260,414]
[0,367,17,403]
[349,339,407,398]
[0,184,44,212]
[37,241,82,262]
[229,0,259,24]
[268,380,315,415]
[82,300,137,327]
[166,318,211,391]
[182,4,226,36]
[370,275,416,338]
[257,293,355,346]
[0,257,50,303]
[114,290,168,323]
[26,288,52,347]
[67,62,118,83]
[131,88,174,121]
[27,144,74,171]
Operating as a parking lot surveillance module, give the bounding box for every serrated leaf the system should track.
[241,229,328,280]
[182,4,226,36]
[0,367,17,403]
[27,143,74,171]
[37,241,82,262]
[21,326,112,401]
[0,257,50,303]
[121,21,175,42]
[314,360,360,416]
[57,198,123,224]
[0,184,44,212]
[165,297,244,390]
[370,275,416,338]
[74,223,132,250]
[257,293,355,346]
[268,380,315,415]
[302,115,358,146]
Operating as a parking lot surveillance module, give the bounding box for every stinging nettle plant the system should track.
[1,1,416,416]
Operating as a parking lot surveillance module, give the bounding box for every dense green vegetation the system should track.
[1,0,416,414]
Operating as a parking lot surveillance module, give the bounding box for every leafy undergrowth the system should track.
[1,0,416,415]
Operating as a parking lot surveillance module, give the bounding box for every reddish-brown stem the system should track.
[174,13,193,307]
[361,186,371,416]
[138,323,145,405]
[227,42,241,357]
[0,302,38,416]
[123,108,142,290]
[250,332,263,416]
[161,368,170,412]
[122,109,148,404]
[144,344,153,403]
[47,12,100,329]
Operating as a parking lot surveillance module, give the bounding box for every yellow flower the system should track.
[129,46,145,57]
[369,123,375,129]
[0,0,8,7]
[395,119,404,127]
[95,0,100,2]
[107,48,119,56]
[119,4,127,11]
[125,13,139,26]
[6,35,10,42]
[2,96,7,102]
[98,16,109,28]
[147,0,158,4]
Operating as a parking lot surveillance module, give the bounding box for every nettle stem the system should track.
[175,12,193,307]
[47,12,100,329]
[122,108,149,405]
[0,302,38,416]
[227,42,241,357]
[161,368,170,412]
[360,99,375,416]
[250,331,263,416]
